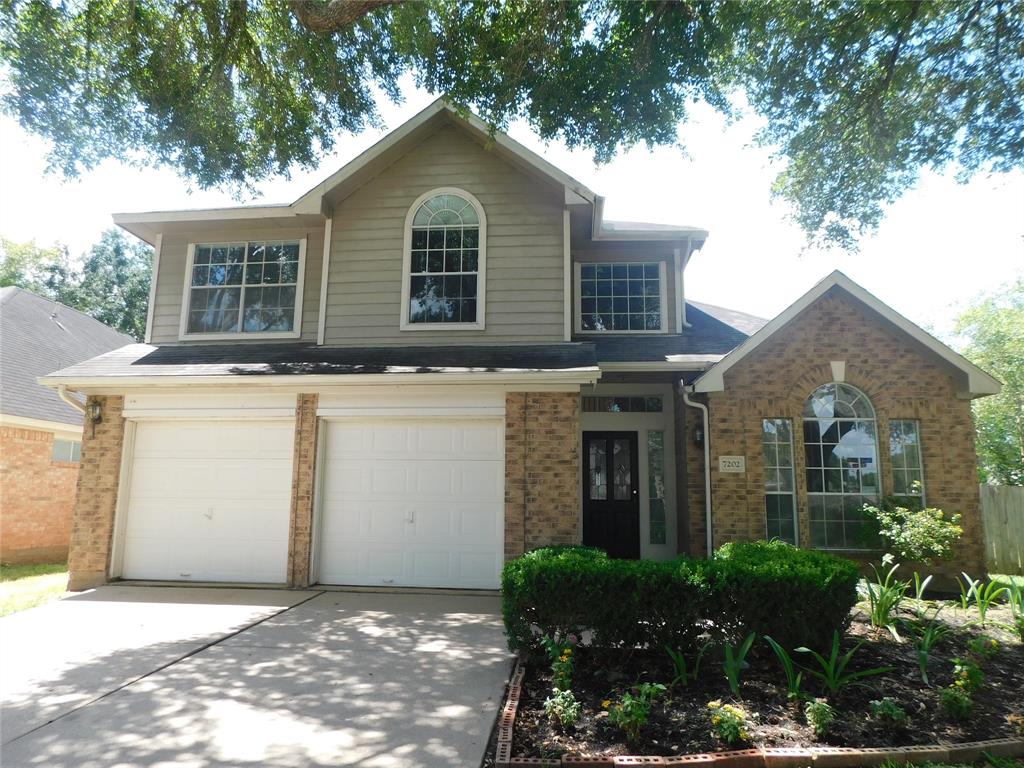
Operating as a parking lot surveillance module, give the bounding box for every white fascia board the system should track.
[38,369,602,391]
[292,98,598,215]
[113,205,294,226]
[599,359,720,372]
[693,270,1003,398]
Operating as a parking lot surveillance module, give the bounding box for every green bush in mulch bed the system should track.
[502,540,860,654]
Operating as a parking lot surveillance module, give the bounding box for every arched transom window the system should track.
[803,383,879,550]
[402,189,485,328]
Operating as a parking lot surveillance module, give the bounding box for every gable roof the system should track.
[113,99,708,245]
[692,271,1001,398]
[0,287,135,425]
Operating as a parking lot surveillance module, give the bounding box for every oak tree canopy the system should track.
[2,0,1021,247]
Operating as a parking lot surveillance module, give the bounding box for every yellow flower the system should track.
[564,648,573,656]
[601,699,611,709]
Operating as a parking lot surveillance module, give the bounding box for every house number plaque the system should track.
[718,455,746,473]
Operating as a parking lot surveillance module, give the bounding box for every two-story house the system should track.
[42,100,1000,591]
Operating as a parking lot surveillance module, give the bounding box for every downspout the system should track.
[682,384,713,557]
[57,385,87,415]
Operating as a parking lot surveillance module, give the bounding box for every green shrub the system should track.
[804,698,836,739]
[707,541,860,650]
[940,685,973,720]
[501,546,710,653]
[501,541,859,654]
[708,699,751,744]
[863,500,962,564]
[608,683,666,743]
[869,697,908,730]
[543,688,581,729]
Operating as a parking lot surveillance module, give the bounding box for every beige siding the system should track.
[150,222,324,344]
[323,125,566,345]
[572,243,678,334]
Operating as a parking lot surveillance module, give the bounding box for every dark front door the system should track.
[582,431,640,559]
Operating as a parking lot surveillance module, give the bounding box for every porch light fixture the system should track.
[694,424,704,446]
[87,400,102,437]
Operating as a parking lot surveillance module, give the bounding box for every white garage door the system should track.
[318,419,504,588]
[120,420,294,583]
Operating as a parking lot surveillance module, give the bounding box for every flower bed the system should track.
[493,604,1024,766]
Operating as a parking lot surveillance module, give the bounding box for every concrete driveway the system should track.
[0,586,511,767]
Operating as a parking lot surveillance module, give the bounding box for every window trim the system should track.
[762,417,798,546]
[399,187,487,331]
[177,238,307,341]
[573,260,669,334]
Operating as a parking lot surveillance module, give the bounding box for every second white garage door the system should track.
[317,419,504,588]
[120,420,294,583]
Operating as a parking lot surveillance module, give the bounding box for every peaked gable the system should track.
[693,271,1001,399]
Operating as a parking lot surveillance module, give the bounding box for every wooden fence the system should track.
[981,484,1024,576]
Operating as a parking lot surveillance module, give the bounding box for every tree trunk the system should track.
[289,0,403,33]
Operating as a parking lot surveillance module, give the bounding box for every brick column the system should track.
[67,395,125,591]
[287,393,319,587]
[504,391,580,558]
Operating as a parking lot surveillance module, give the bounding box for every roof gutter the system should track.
[57,384,87,415]
[39,368,602,390]
[682,383,713,558]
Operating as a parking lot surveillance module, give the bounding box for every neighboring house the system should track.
[1,288,133,564]
[40,100,1000,591]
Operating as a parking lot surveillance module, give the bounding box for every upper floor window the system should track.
[575,262,665,333]
[401,189,486,330]
[180,240,306,339]
[803,382,879,550]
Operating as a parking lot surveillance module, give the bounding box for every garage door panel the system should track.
[121,421,292,583]
[318,419,504,589]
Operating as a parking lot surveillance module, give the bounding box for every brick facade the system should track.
[67,396,125,590]
[287,393,319,588]
[700,289,986,577]
[0,426,80,564]
[504,392,581,558]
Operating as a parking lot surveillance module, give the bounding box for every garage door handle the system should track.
[405,510,415,524]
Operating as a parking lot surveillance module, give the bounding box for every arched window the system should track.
[401,188,486,329]
[803,383,879,550]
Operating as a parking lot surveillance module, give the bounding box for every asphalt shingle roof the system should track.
[43,342,600,379]
[39,300,763,381]
[0,287,135,425]
[581,301,765,363]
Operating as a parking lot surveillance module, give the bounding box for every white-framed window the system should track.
[178,239,307,340]
[762,418,797,544]
[803,382,880,550]
[52,439,81,463]
[400,188,487,330]
[574,261,667,333]
[890,419,925,505]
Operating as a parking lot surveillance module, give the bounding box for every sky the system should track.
[1,81,1021,339]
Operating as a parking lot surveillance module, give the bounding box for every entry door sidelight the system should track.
[582,431,640,559]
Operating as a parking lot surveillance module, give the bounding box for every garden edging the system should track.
[495,659,1024,768]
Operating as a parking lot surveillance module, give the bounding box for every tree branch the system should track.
[288,0,402,33]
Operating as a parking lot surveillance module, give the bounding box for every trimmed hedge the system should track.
[706,540,860,650]
[501,545,711,654]
[501,540,859,654]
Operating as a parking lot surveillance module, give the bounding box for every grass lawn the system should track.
[0,562,68,617]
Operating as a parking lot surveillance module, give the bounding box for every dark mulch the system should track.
[507,603,1024,762]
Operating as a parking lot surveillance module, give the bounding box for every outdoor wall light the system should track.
[87,401,102,437]
[694,425,704,446]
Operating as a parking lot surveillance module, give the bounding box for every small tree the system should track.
[955,279,1024,486]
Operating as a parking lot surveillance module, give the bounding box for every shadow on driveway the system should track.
[1,587,511,767]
